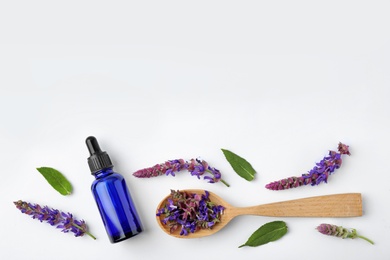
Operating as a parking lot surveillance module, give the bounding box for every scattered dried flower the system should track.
[316,223,374,245]
[133,158,229,187]
[14,200,96,239]
[265,143,350,190]
[156,190,225,236]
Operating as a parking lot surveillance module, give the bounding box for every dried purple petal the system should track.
[133,158,229,187]
[316,223,374,244]
[157,190,224,236]
[14,200,96,239]
[265,143,350,190]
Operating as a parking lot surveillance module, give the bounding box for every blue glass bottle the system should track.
[86,136,143,243]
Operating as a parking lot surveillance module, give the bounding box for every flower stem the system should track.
[357,235,374,245]
[220,179,230,187]
[86,232,97,240]
[73,223,96,240]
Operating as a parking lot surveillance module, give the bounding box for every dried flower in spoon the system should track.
[156,190,225,236]
[133,158,229,187]
[265,143,350,190]
[316,223,374,244]
[14,200,96,239]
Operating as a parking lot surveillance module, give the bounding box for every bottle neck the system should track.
[93,167,114,179]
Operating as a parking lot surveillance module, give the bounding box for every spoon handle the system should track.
[234,193,362,217]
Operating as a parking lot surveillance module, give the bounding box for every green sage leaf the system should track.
[36,167,73,195]
[239,221,288,248]
[221,149,256,181]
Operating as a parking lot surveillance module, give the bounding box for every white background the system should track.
[1,1,389,259]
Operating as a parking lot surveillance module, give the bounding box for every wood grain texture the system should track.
[156,190,363,238]
[230,193,363,217]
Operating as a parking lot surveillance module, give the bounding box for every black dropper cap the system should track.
[86,136,113,174]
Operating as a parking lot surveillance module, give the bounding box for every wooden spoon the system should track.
[156,189,363,238]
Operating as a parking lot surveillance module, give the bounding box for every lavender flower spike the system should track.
[265,143,350,190]
[316,223,374,245]
[133,158,230,187]
[14,200,96,239]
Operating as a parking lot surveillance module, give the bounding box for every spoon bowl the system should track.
[156,189,362,238]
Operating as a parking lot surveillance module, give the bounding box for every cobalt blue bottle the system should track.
[86,136,143,243]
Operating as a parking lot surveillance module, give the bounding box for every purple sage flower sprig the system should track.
[14,200,96,240]
[265,143,350,190]
[133,158,230,187]
[156,190,225,236]
[316,223,374,245]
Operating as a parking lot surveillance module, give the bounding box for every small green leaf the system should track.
[36,167,73,195]
[221,149,256,181]
[239,221,288,248]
